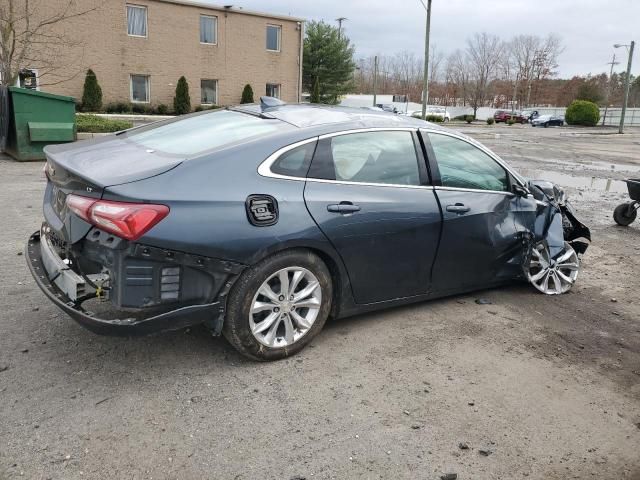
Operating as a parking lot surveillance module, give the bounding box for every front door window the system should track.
[428,133,508,191]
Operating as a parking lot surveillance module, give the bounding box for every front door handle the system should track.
[327,202,361,214]
[446,203,470,214]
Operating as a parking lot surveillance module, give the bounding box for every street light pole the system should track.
[419,0,432,120]
[615,41,635,134]
[336,17,347,39]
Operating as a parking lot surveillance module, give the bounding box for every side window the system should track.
[266,25,281,52]
[126,5,147,37]
[428,133,508,192]
[271,141,316,178]
[310,131,420,186]
[200,15,217,44]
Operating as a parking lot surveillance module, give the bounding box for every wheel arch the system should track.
[245,239,351,319]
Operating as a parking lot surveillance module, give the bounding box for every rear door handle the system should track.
[327,202,361,214]
[446,203,470,214]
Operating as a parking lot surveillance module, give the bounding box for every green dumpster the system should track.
[4,86,76,161]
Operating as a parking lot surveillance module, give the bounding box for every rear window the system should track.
[124,110,285,155]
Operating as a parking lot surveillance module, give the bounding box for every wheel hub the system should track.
[249,266,322,348]
[527,242,580,295]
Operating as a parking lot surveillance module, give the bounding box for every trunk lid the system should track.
[43,135,183,244]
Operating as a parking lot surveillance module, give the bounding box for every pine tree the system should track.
[173,76,191,115]
[303,21,356,104]
[241,84,254,104]
[310,77,320,103]
[81,69,102,112]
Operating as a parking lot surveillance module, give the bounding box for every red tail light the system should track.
[66,194,169,241]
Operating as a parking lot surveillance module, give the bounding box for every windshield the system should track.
[124,110,285,155]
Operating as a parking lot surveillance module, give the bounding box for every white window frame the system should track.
[199,15,218,45]
[126,4,148,38]
[130,74,150,103]
[200,79,218,105]
[266,83,281,99]
[266,24,281,52]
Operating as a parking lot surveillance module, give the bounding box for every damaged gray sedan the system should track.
[27,103,590,360]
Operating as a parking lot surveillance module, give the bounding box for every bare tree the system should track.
[508,34,563,107]
[428,44,444,84]
[0,0,95,86]
[465,33,503,116]
[445,49,470,106]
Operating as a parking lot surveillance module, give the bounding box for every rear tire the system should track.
[613,203,637,226]
[223,249,332,361]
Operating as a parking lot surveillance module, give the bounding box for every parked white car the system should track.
[406,107,450,122]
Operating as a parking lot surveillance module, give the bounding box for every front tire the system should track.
[223,249,332,361]
[527,242,579,295]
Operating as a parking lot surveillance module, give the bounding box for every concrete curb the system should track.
[77,132,111,140]
[88,113,174,122]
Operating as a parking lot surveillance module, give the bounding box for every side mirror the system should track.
[512,184,530,197]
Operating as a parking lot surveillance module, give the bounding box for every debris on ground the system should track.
[475,298,492,305]
[458,442,469,450]
[440,474,458,480]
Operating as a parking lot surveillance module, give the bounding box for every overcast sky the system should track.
[225,0,638,78]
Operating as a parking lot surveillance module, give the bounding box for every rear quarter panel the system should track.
[101,136,338,267]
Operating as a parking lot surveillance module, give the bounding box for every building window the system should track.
[200,15,217,44]
[201,79,218,105]
[130,74,150,103]
[266,24,281,52]
[266,83,280,98]
[127,5,147,37]
[18,69,39,90]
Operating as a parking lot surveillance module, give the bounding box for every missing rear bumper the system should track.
[26,230,231,336]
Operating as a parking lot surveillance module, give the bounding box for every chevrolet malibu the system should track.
[26,99,590,361]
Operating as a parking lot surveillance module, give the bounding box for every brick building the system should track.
[19,0,304,107]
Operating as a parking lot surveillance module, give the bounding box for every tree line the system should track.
[308,22,640,111]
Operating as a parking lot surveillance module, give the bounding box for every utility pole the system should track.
[336,17,347,39]
[511,73,518,113]
[373,55,379,107]
[615,41,635,134]
[419,0,432,120]
[602,53,619,126]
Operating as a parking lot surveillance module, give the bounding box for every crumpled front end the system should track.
[523,180,591,294]
[528,180,591,254]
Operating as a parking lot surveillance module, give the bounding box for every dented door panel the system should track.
[431,188,524,292]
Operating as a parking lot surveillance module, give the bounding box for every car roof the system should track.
[231,103,427,130]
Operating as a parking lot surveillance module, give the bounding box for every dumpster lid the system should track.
[28,122,75,142]
[8,86,75,103]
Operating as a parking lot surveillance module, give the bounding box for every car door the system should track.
[422,130,525,292]
[303,129,442,305]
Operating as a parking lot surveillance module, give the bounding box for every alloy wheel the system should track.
[527,242,579,295]
[249,267,322,348]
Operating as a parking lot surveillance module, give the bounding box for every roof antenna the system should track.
[260,96,285,110]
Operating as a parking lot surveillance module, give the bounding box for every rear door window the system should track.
[309,131,421,186]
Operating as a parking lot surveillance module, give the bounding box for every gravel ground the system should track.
[1,126,639,480]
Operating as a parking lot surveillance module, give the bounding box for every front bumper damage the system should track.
[528,179,591,255]
[26,228,245,336]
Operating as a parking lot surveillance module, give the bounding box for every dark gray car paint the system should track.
[32,104,590,336]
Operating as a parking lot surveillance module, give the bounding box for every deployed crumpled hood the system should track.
[44,134,183,189]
